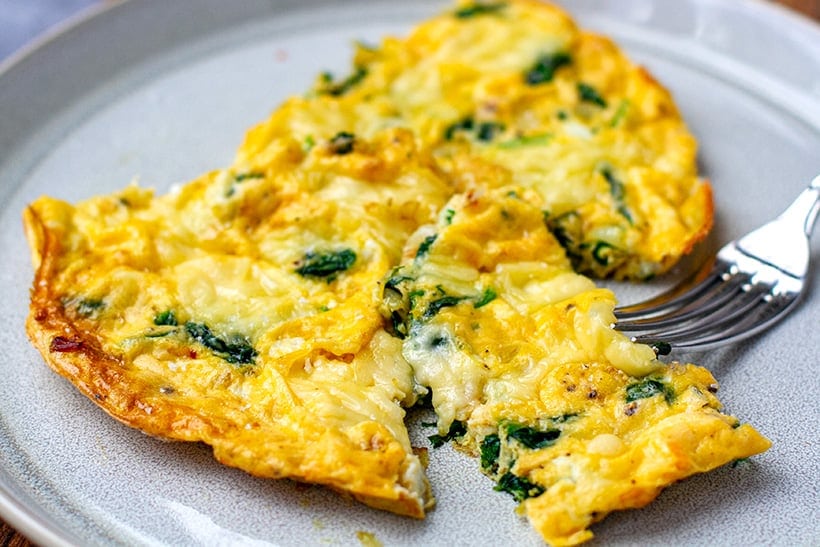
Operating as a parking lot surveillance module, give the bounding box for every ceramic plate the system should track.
[0,1,818,545]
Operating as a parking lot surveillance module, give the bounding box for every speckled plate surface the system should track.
[0,1,818,545]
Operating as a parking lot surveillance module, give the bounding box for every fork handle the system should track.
[803,174,820,237]
[776,175,820,238]
[733,176,819,278]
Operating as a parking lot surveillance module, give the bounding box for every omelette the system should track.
[381,187,769,544]
[243,0,712,279]
[23,1,769,545]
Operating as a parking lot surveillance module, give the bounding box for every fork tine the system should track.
[614,258,719,320]
[632,290,801,353]
[626,282,772,340]
[616,177,818,354]
[616,266,750,329]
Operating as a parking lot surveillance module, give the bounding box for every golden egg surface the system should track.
[23,2,767,545]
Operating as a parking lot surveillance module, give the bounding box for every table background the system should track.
[1,0,818,545]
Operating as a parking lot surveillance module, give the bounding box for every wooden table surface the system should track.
[1,0,817,545]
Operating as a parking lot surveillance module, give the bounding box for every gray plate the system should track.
[0,1,818,545]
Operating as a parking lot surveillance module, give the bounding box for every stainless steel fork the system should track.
[615,175,820,354]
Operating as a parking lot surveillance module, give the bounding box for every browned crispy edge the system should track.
[22,205,429,518]
[23,205,221,441]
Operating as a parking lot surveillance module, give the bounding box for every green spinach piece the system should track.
[234,172,264,182]
[444,117,475,140]
[497,133,553,149]
[577,82,607,107]
[494,472,545,502]
[384,272,414,294]
[428,420,467,448]
[444,117,504,142]
[601,167,624,201]
[185,322,257,365]
[525,52,571,85]
[590,241,620,266]
[454,2,506,18]
[415,234,438,259]
[153,310,178,326]
[625,378,674,404]
[601,167,634,224]
[295,249,356,280]
[328,132,356,155]
[476,121,505,142]
[504,422,561,449]
[546,210,582,250]
[319,66,368,96]
[480,434,501,471]
[647,340,672,356]
[76,298,104,317]
[474,287,497,308]
[422,295,466,320]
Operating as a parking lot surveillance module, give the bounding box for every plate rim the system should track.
[1,0,818,544]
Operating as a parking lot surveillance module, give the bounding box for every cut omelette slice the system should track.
[380,186,770,545]
[23,129,451,517]
[241,0,713,279]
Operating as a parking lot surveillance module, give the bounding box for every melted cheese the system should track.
[23,1,765,545]
[381,187,769,544]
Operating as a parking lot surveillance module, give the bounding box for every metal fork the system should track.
[615,175,820,354]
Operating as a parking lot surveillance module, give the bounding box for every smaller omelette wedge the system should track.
[381,186,770,545]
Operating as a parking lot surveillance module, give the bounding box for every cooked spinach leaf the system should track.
[296,249,356,280]
[497,133,553,149]
[546,210,582,250]
[185,322,257,365]
[153,310,178,326]
[494,472,545,502]
[422,295,466,320]
[318,66,368,96]
[474,287,497,308]
[328,132,356,155]
[601,167,634,224]
[590,241,620,266]
[444,117,474,140]
[428,420,467,448]
[476,121,505,142]
[480,434,501,471]
[384,272,414,294]
[525,52,571,85]
[444,117,504,142]
[454,2,506,18]
[415,234,438,259]
[76,298,104,317]
[504,422,561,449]
[577,82,607,107]
[625,378,674,404]
[234,172,264,182]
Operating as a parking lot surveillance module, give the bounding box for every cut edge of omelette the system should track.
[379,185,770,545]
